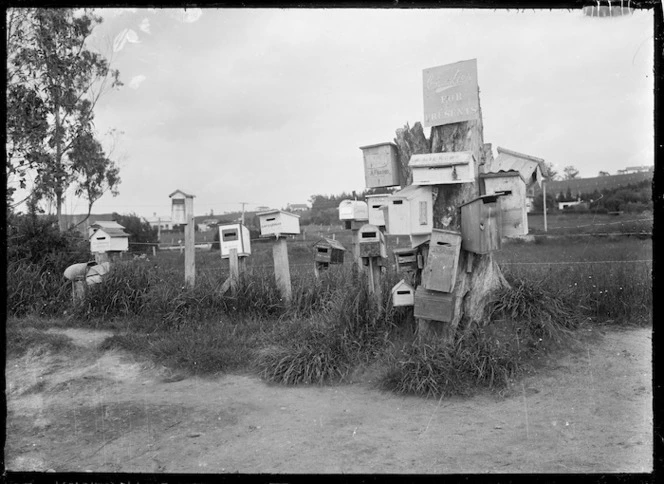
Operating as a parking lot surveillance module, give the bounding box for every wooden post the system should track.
[367,257,383,308]
[229,248,240,294]
[184,195,195,288]
[239,256,247,274]
[543,180,548,232]
[152,245,156,257]
[72,280,86,304]
[273,236,292,302]
[351,228,361,272]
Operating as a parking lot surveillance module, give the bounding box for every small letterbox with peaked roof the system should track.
[257,209,301,238]
[391,280,415,307]
[460,194,503,254]
[409,151,475,185]
[421,229,462,293]
[313,238,346,265]
[89,221,129,254]
[169,189,195,226]
[358,224,387,259]
[365,194,389,227]
[381,185,433,236]
[338,200,369,221]
[360,142,401,188]
[219,223,251,258]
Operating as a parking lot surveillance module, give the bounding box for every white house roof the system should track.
[168,189,195,198]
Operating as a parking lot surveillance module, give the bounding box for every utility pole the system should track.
[240,202,247,225]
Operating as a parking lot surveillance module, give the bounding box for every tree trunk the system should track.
[394,118,509,342]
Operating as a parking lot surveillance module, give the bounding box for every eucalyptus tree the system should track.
[6,8,122,229]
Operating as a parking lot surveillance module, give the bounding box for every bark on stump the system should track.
[394,120,509,342]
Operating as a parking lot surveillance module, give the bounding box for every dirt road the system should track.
[6,325,652,473]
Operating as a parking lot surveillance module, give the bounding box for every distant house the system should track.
[541,171,653,200]
[558,200,589,210]
[287,203,309,212]
[146,213,174,231]
[197,219,220,232]
[255,206,271,212]
[617,166,653,175]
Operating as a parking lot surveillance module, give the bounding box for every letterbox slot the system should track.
[317,247,328,253]
[482,195,500,204]
[393,200,403,205]
[372,205,381,209]
[97,236,106,240]
[396,290,411,295]
[222,231,238,241]
[266,217,276,222]
[361,232,377,239]
[436,241,450,246]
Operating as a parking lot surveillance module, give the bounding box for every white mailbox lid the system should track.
[409,151,475,168]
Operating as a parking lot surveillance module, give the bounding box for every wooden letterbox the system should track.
[409,151,475,185]
[382,185,433,236]
[257,210,301,237]
[481,172,528,237]
[421,229,462,293]
[219,223,251,258]
[169,189,194,225]
[358,224,387,258]
[414,287,455,323]
[313,238,346,264]
[89,222,129,254]
[338,200,369,221]
[460,195,502,254]
[365,194,389,227]
[360,142,401,188]
[393,247,418,272]
[391,280,415,307]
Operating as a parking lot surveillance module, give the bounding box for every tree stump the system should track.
[394,119,509,342]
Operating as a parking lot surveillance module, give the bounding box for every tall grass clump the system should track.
[6,261,72,317]
[256,271,400,385]
[380,277,579,398]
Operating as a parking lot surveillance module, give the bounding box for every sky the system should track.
[18,7,655,220]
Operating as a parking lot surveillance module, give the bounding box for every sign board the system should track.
[423,59,479,127]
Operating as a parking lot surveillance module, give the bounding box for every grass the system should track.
[6,318,76,358]
[6,223,652,397]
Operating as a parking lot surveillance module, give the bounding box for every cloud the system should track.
[128,75,147,89]
[139,18,151,34]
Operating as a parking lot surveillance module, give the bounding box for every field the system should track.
[5,213,653,474]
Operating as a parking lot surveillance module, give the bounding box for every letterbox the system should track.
[313,238,346,265]
[257,210,301,238]
[391,280,415,307]
[169,189,194,225]
[381,185,433,236]
[413,287,456,322]
[89,221,129,254]
[481,172,528,237]
[358,224,387,259]
[421,229,462,293]
[409,151,475,185]
[338,200,369,221]
[365,194,389,227]
[360,142,401,188]
[393,247,418,272]
[460,194,503,254]
[219,223,251,258]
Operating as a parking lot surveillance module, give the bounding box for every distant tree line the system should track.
[533,179,652,213]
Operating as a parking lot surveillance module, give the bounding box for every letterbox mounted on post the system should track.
[360,142,401,188]
[219,223,251,258]
[480,171,528,238]
[169,189,195,226]
[89,221,129,255]
[338,200,369,221]
[358,224,387,259]
[393,247,419,273]
[460,194,503,254]
[381,185,433,236]
[313,237,346,265]
[421,229,462,293]
[409,151,475,185]
[365,194,389,227]
[257,210,301,238]
[391,280,415,307]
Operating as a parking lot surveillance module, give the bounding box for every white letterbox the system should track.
[409,151,475,185]
[381,185,433,236]
[219,223,251,258]
[338,200,369,221]
[257,210,300,238]
[360,142,401,188]
[89,222,129,254]
[365,194,389,227]
[391,280,415,307]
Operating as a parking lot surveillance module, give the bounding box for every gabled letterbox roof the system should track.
[169,189,195,198]
[490,147,545,185]
[314,237,346,251]
[90,227,129,238]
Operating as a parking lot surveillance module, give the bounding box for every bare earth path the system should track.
[6,325,652,474]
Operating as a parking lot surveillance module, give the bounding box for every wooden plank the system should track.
[229,249,239,294]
